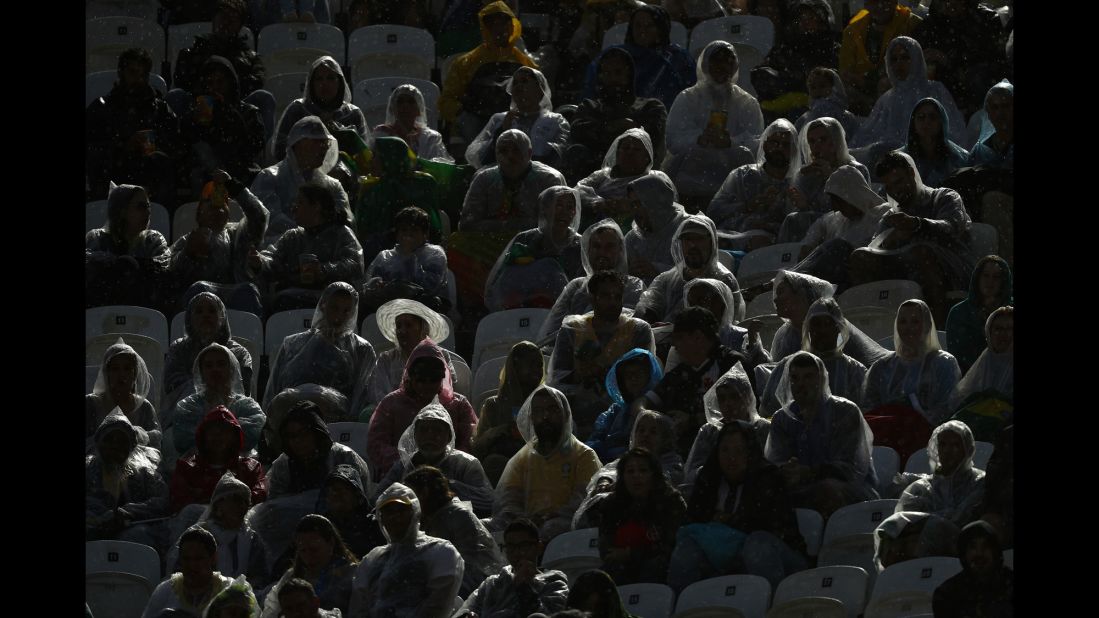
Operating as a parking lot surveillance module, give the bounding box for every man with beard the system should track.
[493,386,602,541]
[932,520,1014,617]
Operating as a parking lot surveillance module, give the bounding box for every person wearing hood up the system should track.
[439,1,538,140]
[682,366,769,489]
[362,207,449,315]
[164,293,255,413]
[267,401,373,499]
[275,577,344,618]
[706,118,800,249]
[348,483,465,618]
[794,67,862,139]
[85,182,171,310]
[755,0,840,106]
[373,84,452,162]
[403,466,506,596]
[86,409,169,546]
[664,41,762,202]
[367,338,477,477]
[932,519,1014,617]
[663,278,769,372]
[485,186,584,311]
[86,339,161,453]
[759,297,868,417]
[354,136,443,260]
[635,214,746,323]
[838,0,922,115]
[967,79,1013,170]
[575,129,655,231]
[896,420,986,526]
[169,405,267,512]
[143,527,234,618]
[374,403,494,516]
[538,218,646,348]
[202,574,261,618]
[586,349,664,463]
[623,171,689,284]
[473,342,546,485]
[492,385,602,541]
[364,299,455,413]
[900,97,971,188]
[262,514,359,618]
[259,384,351,466]
[315,464,387,560]
[873,510,959,572]
[949,306,1012,440]
[466,66,571,170]
[944,255,1010,374]
[274,55,370,161]
[765,351,879,516]
[170,343,266,458]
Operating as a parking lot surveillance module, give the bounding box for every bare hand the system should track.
[187,227,212,258]
[884,212,919,232]
[787,187,808,212]
[247,246,262,271]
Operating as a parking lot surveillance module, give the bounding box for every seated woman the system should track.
[900,97,970,188]
[353,136,442,260]
[85,182,170,310]
[945,255,1013,373]
[268,401,374,499]
[261,514,359,617]
[169,343,266,459]
[664,278,769,373]
[258,383,350,466]
[784,117,870,240]
[794,67,862,139]
[372,84,452,162]
[273,55,370,161]
[897,421,986,527]
[362,207,450,315]
[586,349,664,464]
[263,282,378,419]
[466,66,570,170]
[86,339,161,453]
[863,299,962,459]
[472,341,546,486]
[949,306,1013,441]
[164,293,255,414]
[485,186,584,311]
[683,367,770,489]
[367,339,478,477]
[874,511,960,572]
[169,406,267,514]
[968,79,1014,170]
[575,128,655,231]
[364,299,454,415]
[669,420,808,592]
[664,41,762,201]
[765,351,878,516]
[315,464,386,561]
[250,175,364,314]
[623,171,689,284]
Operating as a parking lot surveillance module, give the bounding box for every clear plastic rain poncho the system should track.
[949,306,1013,410]
[706,118,800,232]
[900,97,972,188]
[683,365,767,488]
[793,117,870,213]
[171,342,265,457]
[262,282,377,418]
[851,36,967,149]
[262,384,350,457]
[484,185,584,311]
[374,84,452,162]
[188,472,266,587]
[862,299,962,424]
[85,409,167,531]
[266,401,374,500]
[576,128,656,218]
[664,40,764,196]
[623,171,690,280]
[250,115,341,244]
[366,299,453,406]
[202,574,260,618]
[969,79,1014,168]
[164,292,254,412]
[87,338,159,452]
[800,164,891,251]
[85,182,170,260]
[349,483,465,618]
[663,278,768,373]
[897,420,986,525]
[466,66,569,169]
[274,55,370,160]
[794,68,862,138]
[873,511,961,573]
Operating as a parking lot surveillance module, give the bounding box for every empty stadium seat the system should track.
[674,574,771,618]
[621,583,677,618]
[258,23,346,77]
[472,308,551,369]
[541,527,601,584]
[347,25,435,82]
[87,305,170,350]
[86,17,165,76]
[771,566,870,618]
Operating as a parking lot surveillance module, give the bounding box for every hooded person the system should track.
[948,306,1013,437]
[968,79,1013,169]
[682,366,770,489]
[86,339,161,453]
[585,348,664,463]
[201,574,260,618]
[374,403,495,517]
[900,97,971,188]
[170,343,266,458]
[783,116,870,237]
[364,299,455,410]
[575,128,655,231]
[348,483,465,618]
[484,185,584,311]
[466,66,571,169]
[932,520,1014,617]
[263,282,377,419]
[873,511,960,573]
[164,293,255,414]
[267,401,374,499]
[314,464,387,560]
[373,84,452,162]
[635,214,746,323]
[537,218,646,348]
[794,67,862,138]
[664,40,763,198]
[250,115,341,245]
[260,514,359,618]
[945,255,1012,373]
[765,351,879,515]
[896,421,986,526]
[274,55,370,160]
[367,338,478,477]
[837,0,923,114]
[623,171,689,284]
[84,182,171,309]
[663,278,770,373]
[143,527,234,617]
[492,385,603,541]
[353,135,442,257]
[169,406,268,514]
[259,383,351,466]
[472,341,546,485]
[759,297,868,417]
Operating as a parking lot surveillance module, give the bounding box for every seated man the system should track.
[362,206,449,314]
[143,527,235,617]
[458,518,570,618]
[267,401,373,499]
[849,150,973,324]
[492,386,602,541]
[575,128,655,231]
[932,520,1014,617]
[364,299,454,411]
[585,348,664,463]
[623,171,690,284]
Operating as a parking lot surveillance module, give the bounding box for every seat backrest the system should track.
[674,575,771,618]
[87,306,170,350]
[869,557,962,601]
[352,77,441,130]
[86,17,166,76]
[745,290,774,318]
[602,20,689,50]
[541,527,599,565]
[327,421,369,460]
[620,583,677,618]
[86,0,160,21]
[86,539,162,585]
[765,596,845,618]
[150,202,170,238]
[171,200,244,242]
[736,243,804,289]
[348,25,435,82]
[836,280,923,313]
[903,448,930,475]
[266,71,311,121]
[772,566,870,618]
[689,15,775,60]
[1001,548,1013,569]
[871,446,900,493]
[876,335,895,351]
[823,500,899,547]
[862,591,933,618]
[85,70,168,107]
[451,356,473,398]
[816,535,878,586]
[86,571,155,618]
[472,308,551,369]
[968,222,999,260]
[265,309,316,359]
[258,22,346,61]
[795,508,824,557]
[841,306,897,342]
[472,356,509,407]
[168,22,255,63]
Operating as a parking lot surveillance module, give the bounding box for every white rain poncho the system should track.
[664,40,764,196]
[794,68,862,138]
[484,185,584,311]
[873,511,960,573]
[760,297,868,417]
[366,299,453,405]
[635,214,746,323]
[374,403,495,516]
[624,171,690,283]
[263,282,378,418]
[85,409,168,532]
[417,494,506,598]
[250,115,340,244]
[348,483,464,618]
[373,84,452,162]
[897,421,986,526]
[682,365,770,488]
[663,278,769,372]
[900,97,972,188]
[863,299,962,425]
[492,386,602,538]
[793,117,870,214]
[949,306,1013,410]
[466,67,570,169]
[576,128,656,220]
[537,218,646,347]
[164,292,255,412]
[274,55,370,160]
[707,118,800,232]
[800,164,891,251]
[851,36,966,149]
[170,342,265,457]
[86,338,160,452]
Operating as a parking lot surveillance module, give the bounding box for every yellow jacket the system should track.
[839,6,922,82]
[439,1,538,123]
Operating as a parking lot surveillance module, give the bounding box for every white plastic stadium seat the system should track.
[348,25,435,82]
[353,77,441,130]
[86,0,161,22]
[258,23,346,77]
[795,508,824,558]
[86,539,162,585]
[872,446,900,494]
[265,309,315,360]
[266,72,311,122]
[87,305,170,350]
[863,557,962,618]
[822,500,899,548]
[451,355,473,399]
[541,527,601,584]
[472,308,551,369]
[472,356,509,407]
[620,583,677,618]
[327,421,369,460]
[673,574,771,618]
[836,280,922,314]
[765,596,845,618]
[602,20,689,50]
[86,17,166,76]
[771,566,870,618]
[968,222,999,260]
[736,243,804,289]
